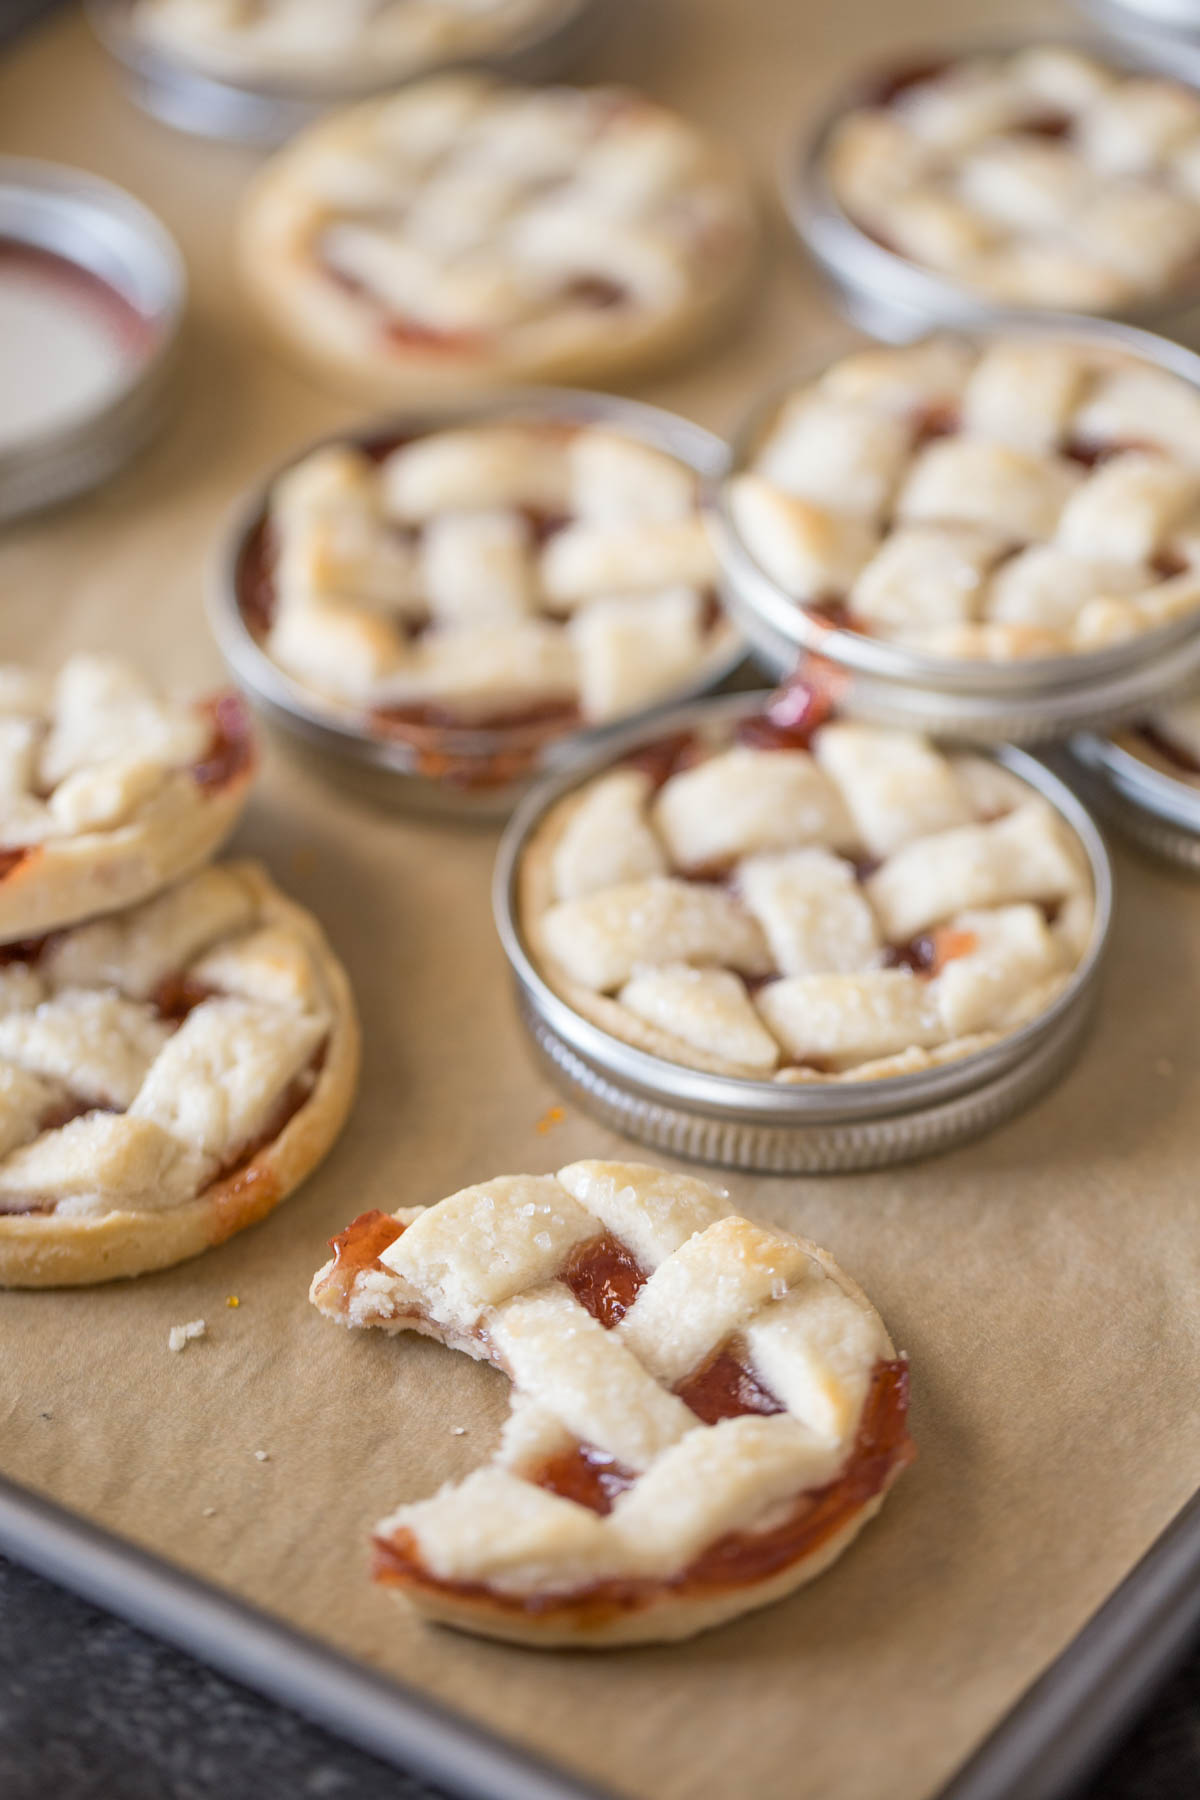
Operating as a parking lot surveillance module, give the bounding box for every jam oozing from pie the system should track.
[321,1208,408,1307]
[0,848,30,883]
[561,1232,647,1328]
[373,1357,913,1614]
[675,1341,786,1425]
[535,1442,638,1515]
[191,693,256,793]
[735,665,841,753]
[562,275,628,311]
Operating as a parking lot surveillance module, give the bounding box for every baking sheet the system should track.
[3,7,1200,1800]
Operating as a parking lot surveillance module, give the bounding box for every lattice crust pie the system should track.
[825,46,1200,311]
[240,420,734,745]
[518,707,1096,1083]
[236,75,757,397]
[0,861,359,1288]
[727,335,1200,662]
[130,0,570,84]
[311,1159,913,1646]
[1116,694,1200,784]
[0,655,255,944]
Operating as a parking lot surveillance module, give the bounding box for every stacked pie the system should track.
[726,333,1200,663]
[238,411,735,763]
[517,704,1096,1083]
[0,653,358,1287]
[236,73,758,396]
[825,45,1200,311]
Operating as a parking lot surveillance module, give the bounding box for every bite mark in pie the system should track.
[236,74,758,398]
[311,1159,913,1646]
[517,697,1096,1082]
[0,860,359,1287]
[0,655,256,943]
[727,335,1200,662]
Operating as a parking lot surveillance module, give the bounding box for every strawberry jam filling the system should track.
[561,1231,647,1328]
[374,1357,913,1615]
[191,692,255,794]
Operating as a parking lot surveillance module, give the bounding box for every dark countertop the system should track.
[2,1552,1198,1800]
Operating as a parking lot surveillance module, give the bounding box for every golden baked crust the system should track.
[0,862,359,1287]
[311,1160,912,1646]
[516,717,1096,1083]
[236,75,758,401]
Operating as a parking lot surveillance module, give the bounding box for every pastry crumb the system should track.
[452,1427,467,1436]
[202,1507,217,1518]
[168,1319,207,1353]
[535,1105,565,1135]
[254,1449,270,1462]
[226,1295,241,1308]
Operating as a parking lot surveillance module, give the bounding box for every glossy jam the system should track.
[675,1343,786,1425]
[535,1442,637,1515]
[734,665,842,753]
[191,693,255,794]
[321,1209,407,1308]
[150,974,217,1022]
[374,1358,914,1616]
[561,1232,647,1328]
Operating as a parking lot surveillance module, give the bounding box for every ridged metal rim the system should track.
[713,316,1200,743]
[0,158,184,523]
[206,388,744,821]
[781,27,1200,340]
[86,0,601,143]
[1068,733,1200,871]
[493,689,1113,1169]
[518,985,1096,1172]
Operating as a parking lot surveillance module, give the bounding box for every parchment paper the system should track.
[2,6,1200,1798]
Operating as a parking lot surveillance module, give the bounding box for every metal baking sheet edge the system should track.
[3,1471,1200,1800]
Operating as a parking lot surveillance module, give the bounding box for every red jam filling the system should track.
[322,1209,408,1308]
[0,848,30,883]
[675,1342,786,1425]
[374,1357,914,1614]
[735,663,843,752]
[561,1232,647,1328]
[536,1443,638,1515]
[191,693,255,794]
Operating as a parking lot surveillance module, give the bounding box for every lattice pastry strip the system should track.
[311,1160,911,1646]
[0,655,255,944]
[0,861,359,1288]
[519,712,1094,1082]
[825,46,1200,311]
[728,334,1200,661]
[132,0,566,83]
[246,419,733,737]
[237,74,757,399]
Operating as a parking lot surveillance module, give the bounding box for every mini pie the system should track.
[236,74,757,398]
[129,0,571,85]
[0,860,358,1287]
[518,703,1095,1082]
[311,1159,913,1646]
[1115,694,1200,784]
[0,654,255,943]
[239,418,734,756]
[727,334,1200,662]
[825,45,1200,311]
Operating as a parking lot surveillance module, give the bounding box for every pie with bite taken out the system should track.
[236,415,736,781]
[517,687,1096,1082]
[824,45,1200,311]
[726,334,1200,662]
[236,74,758,399]
[310,1159,913,1647]
[0,860,358,1287]
[0,654,255,943]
